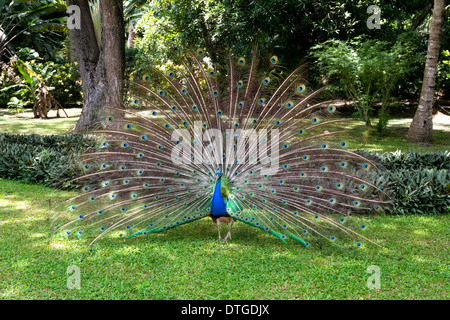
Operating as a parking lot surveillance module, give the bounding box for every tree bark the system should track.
[407,0,446,143]
[67,0,125,132]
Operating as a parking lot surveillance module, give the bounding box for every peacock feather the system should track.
[49,49,391,251]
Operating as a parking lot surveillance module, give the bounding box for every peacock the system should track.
[49,48,391,251]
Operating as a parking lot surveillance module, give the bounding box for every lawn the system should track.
[0,178,449,299]
[0,109,81,135]
[0,108,449,300]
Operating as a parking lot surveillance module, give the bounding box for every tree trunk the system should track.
[67,0,125,132]
[407,0,446,143]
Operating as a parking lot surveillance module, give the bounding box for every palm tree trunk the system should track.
[407,0,446,143]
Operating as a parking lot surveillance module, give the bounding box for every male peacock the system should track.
[49,49,390,250]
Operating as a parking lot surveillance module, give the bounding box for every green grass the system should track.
[0,109,81,135]
[0,178,449,299]
[0,109,449,300]
[309,117,450,153]
[344,118,450,152]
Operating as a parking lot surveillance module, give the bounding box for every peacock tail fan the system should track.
[48,49,392,252]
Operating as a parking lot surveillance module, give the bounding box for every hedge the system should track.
[0,133,95,188]
[0,134,448,214]
[358,150,450,215]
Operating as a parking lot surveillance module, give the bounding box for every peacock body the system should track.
[49,49,390,250]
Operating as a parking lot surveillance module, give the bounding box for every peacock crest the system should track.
[48,49,391,251]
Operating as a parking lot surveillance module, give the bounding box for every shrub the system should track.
[358,150,450,215]
[379,168,449,215]
[0,133,95,188]
[357,150,450,171]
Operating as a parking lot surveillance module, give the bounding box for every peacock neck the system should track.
[211,176,228,217]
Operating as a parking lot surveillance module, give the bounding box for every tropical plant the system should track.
[1,0,67,58]
[1,46,81,110]
[0,0,24,58]
[1,54,68,117]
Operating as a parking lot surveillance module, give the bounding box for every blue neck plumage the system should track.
[210,176,228,217]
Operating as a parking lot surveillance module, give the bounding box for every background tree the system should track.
[66,0,125,131]
[408,0,447,143]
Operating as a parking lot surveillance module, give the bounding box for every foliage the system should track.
[133,0,372,66]
[437,49,450,95]
[358,150,450,171]
[129,0,450,130]
[130,0,447,67]
[358,150,450,215]
[0,132,93,147]
[0,0,22,58]
[382,168,449,215]
[132,5,181,65]
[0,133,95,188]
[30,56,82,106]
[391,31,428,99]
[1,0,67,59]
[0,47,82,108]
[0,54,39,110]
[6,96,26,113]
[0,58,21,106]
[310,37,415,131]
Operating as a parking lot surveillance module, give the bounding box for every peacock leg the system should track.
[216,220,222,241]
[223,220,234,242]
